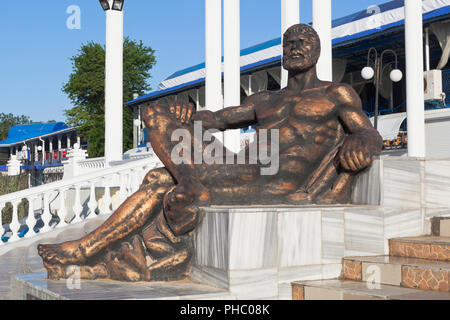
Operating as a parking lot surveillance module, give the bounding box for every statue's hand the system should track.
[169,102,195,124]
[338,135,373,172]
[191,110,219,129]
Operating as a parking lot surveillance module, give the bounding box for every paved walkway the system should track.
[0,216,110,300]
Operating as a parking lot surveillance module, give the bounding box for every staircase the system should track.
[292,217,450,300]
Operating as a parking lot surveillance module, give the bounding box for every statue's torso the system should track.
[254,85,346,164]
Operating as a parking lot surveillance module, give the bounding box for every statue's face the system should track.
[282,26,320,72]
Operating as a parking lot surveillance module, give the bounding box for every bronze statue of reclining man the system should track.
[38,24,382,282]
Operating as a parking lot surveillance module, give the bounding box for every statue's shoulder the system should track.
[245,90,274,104]
[326,82,361,107]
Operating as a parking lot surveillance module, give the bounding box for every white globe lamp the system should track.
[390,69,403,83]
[361,66,375,80]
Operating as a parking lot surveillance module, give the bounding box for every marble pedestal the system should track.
[191,158,450,300]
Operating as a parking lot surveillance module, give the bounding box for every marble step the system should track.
[342,255,449,292]
[291,279,450,300]
[431,217,450,237]
[389,236,450,261]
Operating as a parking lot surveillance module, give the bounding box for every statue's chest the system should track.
[257,94,337,124]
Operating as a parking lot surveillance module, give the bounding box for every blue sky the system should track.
[0,0,388,123]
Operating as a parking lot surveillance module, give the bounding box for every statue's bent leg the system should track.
[38,168,175,266]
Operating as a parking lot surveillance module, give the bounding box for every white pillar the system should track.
[425,28,430,71]
[224,0,241,153]
[313,0,332,81]
[205,0,223,112]
[104,0,124,164]
[405,0,426,158]
[67,135,71,149]
[41,139,45,165]
[281,0,300,88]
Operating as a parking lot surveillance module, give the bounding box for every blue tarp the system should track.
[0,122,69,146]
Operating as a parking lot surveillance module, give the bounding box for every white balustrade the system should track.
[87,180,98,220]
[0,156,163,247]
[72,185,83,223]
[57,188,69,228]
[101,177,112,215]
[40,192,52,233]
[25,196,36,238]
[117,172,127,205]
[8,200,21,242]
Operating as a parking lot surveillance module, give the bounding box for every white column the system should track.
[41,139,45,165]
[313,0,332,81]
[104,0,124,164]
[281,0,300,88]
[224,0,241,153]
[405,0,426,158]
[425,28,430,71]
[205,0,223,112]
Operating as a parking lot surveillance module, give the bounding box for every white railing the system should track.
[77,157,107,170]
[0,156,163,246]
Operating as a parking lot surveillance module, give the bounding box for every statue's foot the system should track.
[38,241,86,266]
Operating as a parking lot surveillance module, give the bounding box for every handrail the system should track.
[0,157,161,203]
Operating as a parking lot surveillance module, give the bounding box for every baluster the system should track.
[117,172,128,205]
[100,177,112,215]
[57,188,69,228]
[131,169,140,193]
[126,169,133,197]
[40,192,52,233]
[25,196,37,238]
[9,200,21,242]
[0,202,5,244]
[72,185,83,223]
[87,180,98,220]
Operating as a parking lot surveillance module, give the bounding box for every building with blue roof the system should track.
[126,0,450,155]
[0,122,81,184]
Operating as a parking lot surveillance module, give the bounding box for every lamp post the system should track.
[361,48,403,130]
[99,0,124,165]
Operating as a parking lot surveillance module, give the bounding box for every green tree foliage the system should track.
[0,113,32,141]
[63,38,156,158]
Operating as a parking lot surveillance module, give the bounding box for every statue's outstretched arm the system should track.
[192,91,270,130]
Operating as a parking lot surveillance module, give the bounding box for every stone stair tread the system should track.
[293,279,450,300]
[344,255,450,270]
[390,236,450,246]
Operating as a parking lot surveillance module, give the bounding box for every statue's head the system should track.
[282,24,321,72]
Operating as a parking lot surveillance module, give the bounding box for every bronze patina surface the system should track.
[38,24,382,282]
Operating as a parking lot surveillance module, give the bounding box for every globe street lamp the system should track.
[361,48,403,129]
[99,0,124,11]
